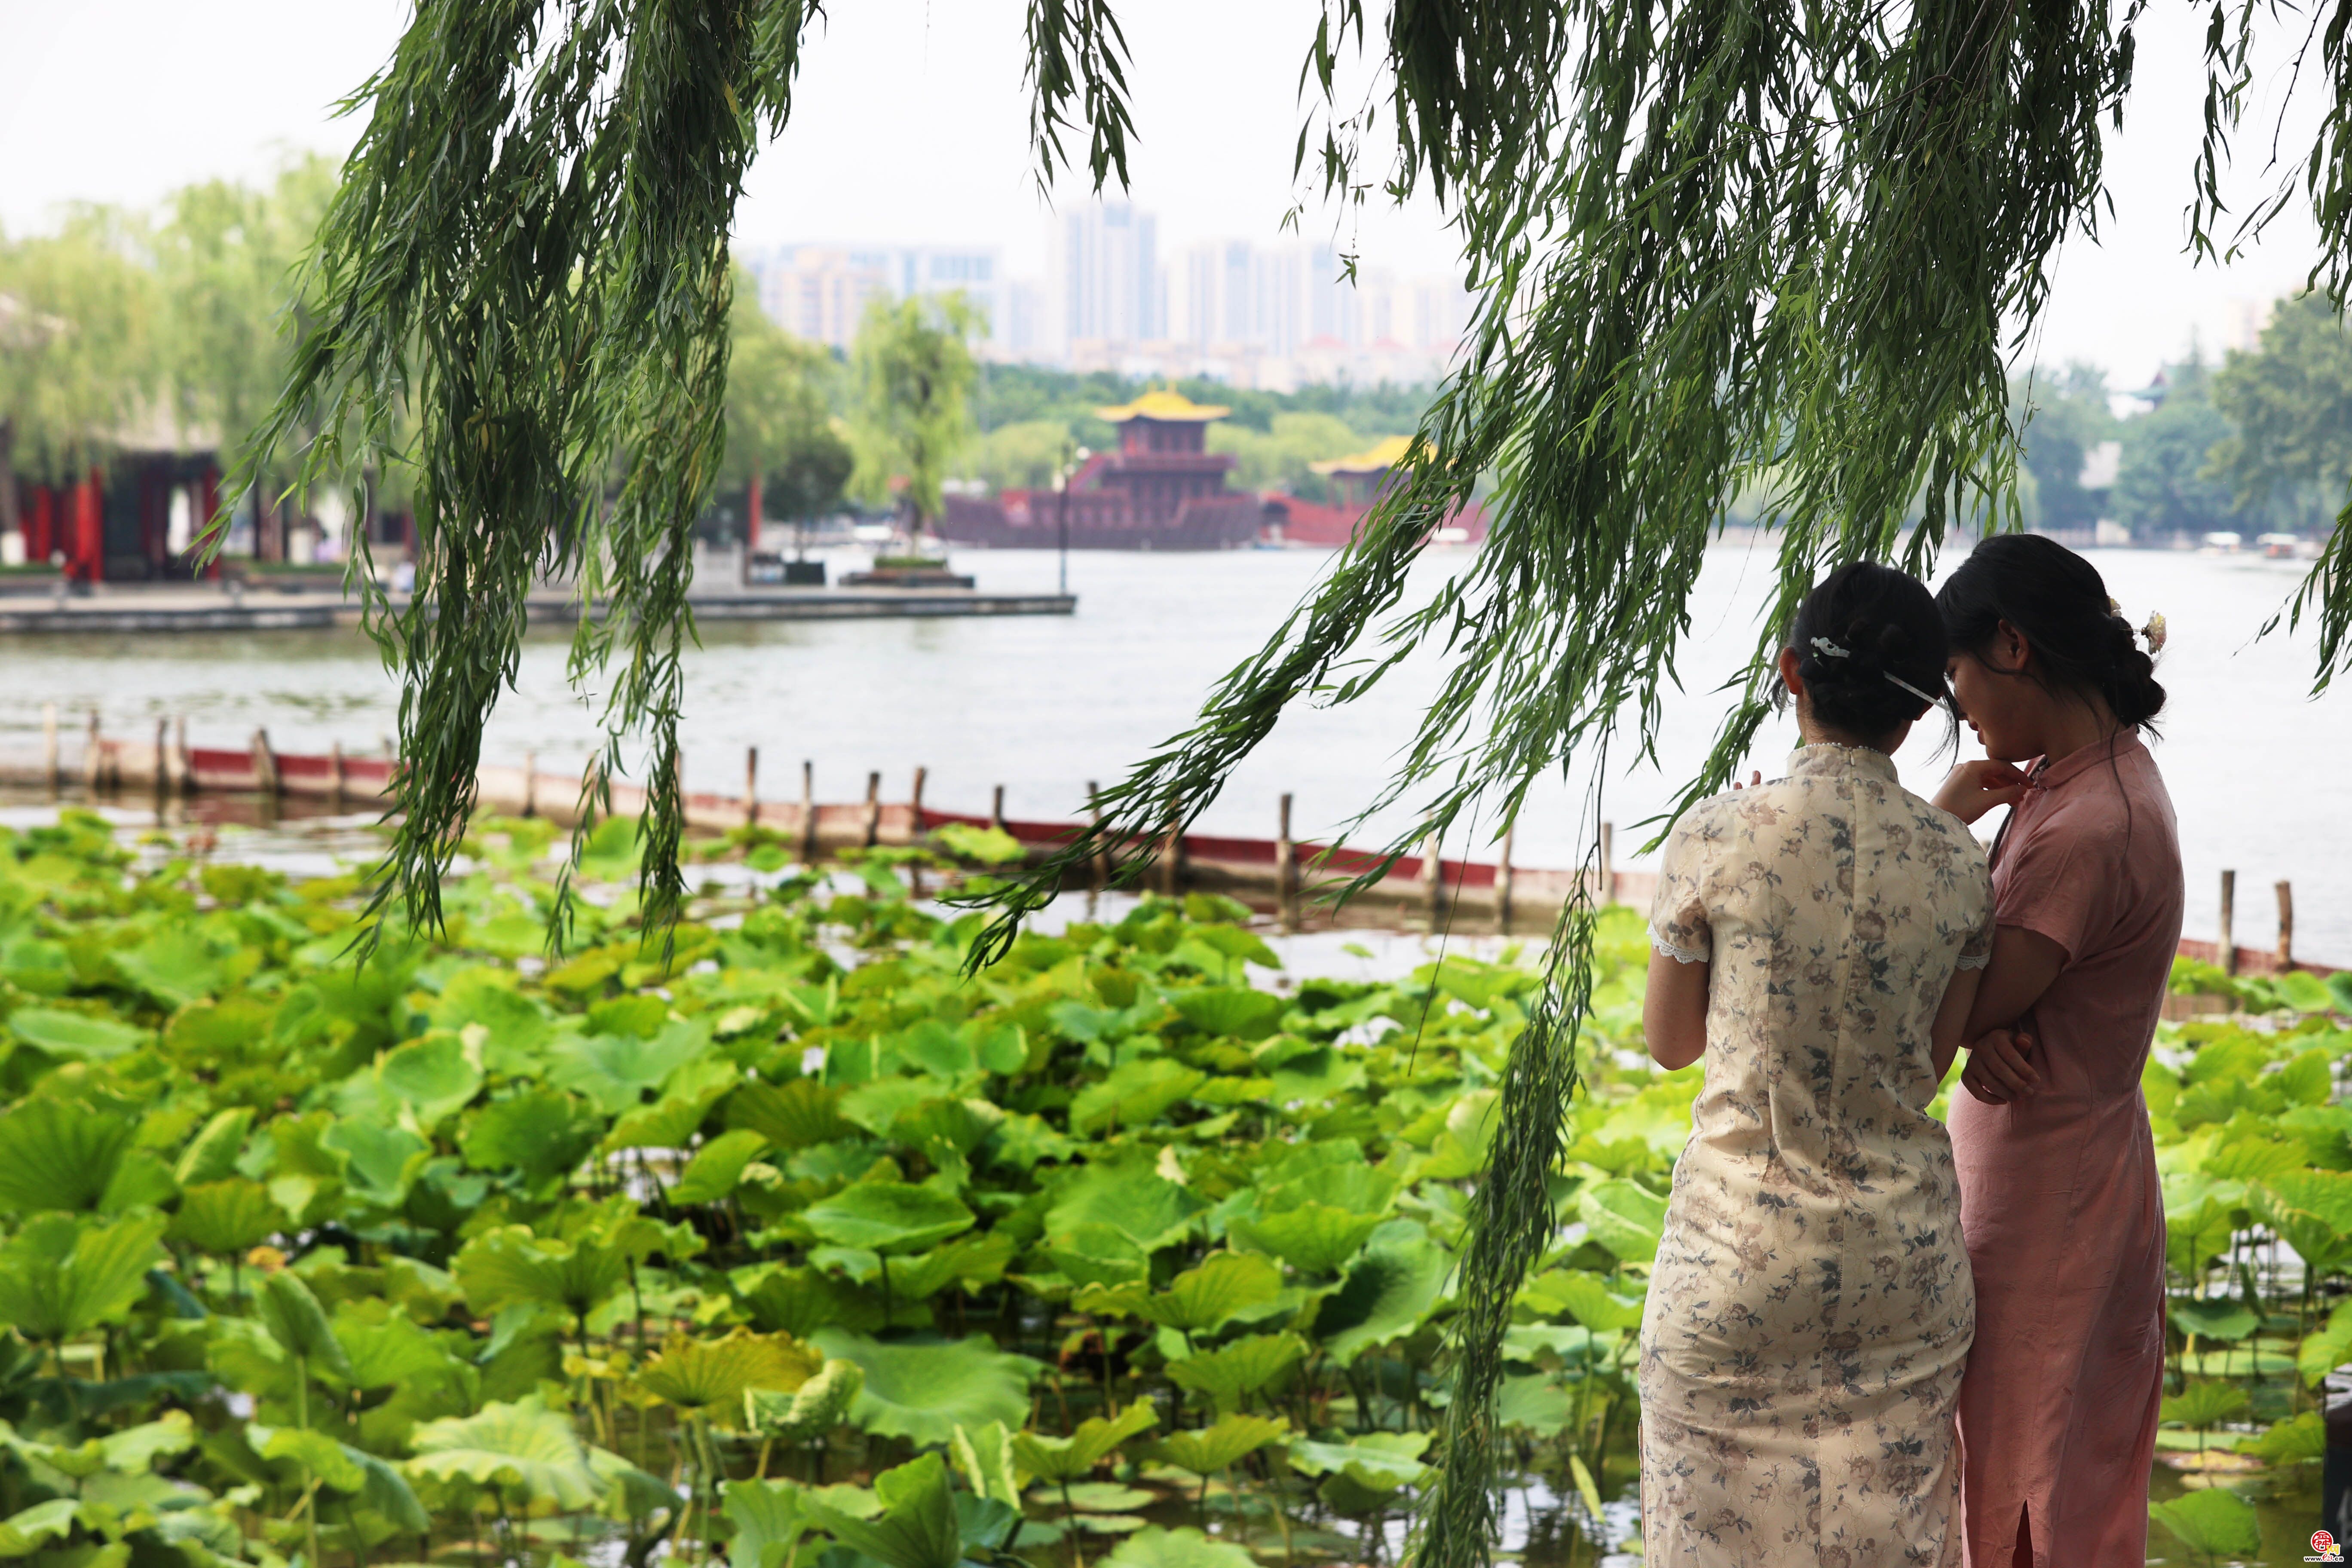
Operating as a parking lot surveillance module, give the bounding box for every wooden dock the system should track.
[0,584,1075,635]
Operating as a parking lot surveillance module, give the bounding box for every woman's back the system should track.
[1641,743,1993,1565]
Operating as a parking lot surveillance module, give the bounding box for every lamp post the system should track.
[1056,444,1091,597]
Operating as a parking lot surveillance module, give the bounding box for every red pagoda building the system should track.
[939,389,1268,551]
[1262,435,1489,548]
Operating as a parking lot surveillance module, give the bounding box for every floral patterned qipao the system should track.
[1639,745,1995,1568]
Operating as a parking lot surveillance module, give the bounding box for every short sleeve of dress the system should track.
[1649,814,1713,965]
[1994,811,2119,966]
[1957,883,1996,971]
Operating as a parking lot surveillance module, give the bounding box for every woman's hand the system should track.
[1934,760,2031,824]
[1960,1028,2039,1104]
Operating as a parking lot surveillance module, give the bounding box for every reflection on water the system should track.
[1,541,2346,957]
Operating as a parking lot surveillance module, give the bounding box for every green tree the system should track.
[848,293,980,532]
[2012,362,2114,532]
[1207,412,1378,501]
[0,211,156,544]
[2209,292,2352,534]
[2113,362,2237,540]
[725,281,851,545]
[963,419,1074,493]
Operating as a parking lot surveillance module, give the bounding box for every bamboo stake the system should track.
[84,712,103,795]
[521,750,538,818]
[153,718,169,797]
[991,785,1007,833]
[799,761,817,863]
[863,771,882,847]
[1420,823,1443,924]
[1496,826,1515,934]
[2220,869,2237,977]
[329,739,347,808]
[911,766,929,836]
[2277,880,2294,971]
[1276,793,1297,928]
[1599,821,1616,906]
[743,747,759,829]
[250,728,279,799]
[173,715,190,795]
[42,704,58,794]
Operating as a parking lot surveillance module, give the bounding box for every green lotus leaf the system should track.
[1268,1047,1367,1105]
[838,1079,953,1141]
[334,1308,462,1390]
[802,1453,961,1568]
[2279,1048,2334,1106]
[728,1079,852,1150]
[2238,1409,2325,1462]
[1577,1179,1667,1264]
[1314,1221,1451,1363]
[548,1024,707,1115]
[0,1097,133,1215]
[254,1424,366,1491]
[1170,988,1288,1042]
[2278,969,2338,1015]
[461,1091,603,1185]
[800,1182,974,1255]
[2147,1487,2260,1560]
[1044,1224,1152,1288]
[603,1066,738,1154]
[724,1478,813,1568]
[257,1271,358,1381]
[2256,1169,2352,1275]
[1534,1270,1648,1333]
[172,1108,256,1187]
[809,1330,1036,1446]
[453,1226,631,1321]
[1164,1333,1306,1415]
[893,1020,978,1081]
[949,1421,1022,1506]
[2168,1295,2260,1344]
[744,1359,864,1442]
[431,971,553,1064]
[376,1032,486,1127]
[636,1331,821,1413]
[406,1394,602,1510]
[884,1233,1019,1301]
[1071,1059,1207,1134]
[1228,1204,1384,1275]
[1075,1252,1281,1333]
[1286,1430,1432,1492]
[2160,1378,2251,1430]
[4,1008,147,1062]
[0,1499,82,1556]
[0,1211,165,1341]
[319,1120,429,1210]
[113,927,239,1008]
[168,1179,282,1256]
[1010,1398,1158,1483]
[671,1130,773,1205]
[1045,1166,1206,1253]
[890,1097,1001,1164]
[1142,1413,1288,1477]
[734,1264,888,1337]
[1495,1373,1574,1436]
[1263,1161,1399,1216]
[2331,971,2352,1014]
[1101,1526,1256,1568]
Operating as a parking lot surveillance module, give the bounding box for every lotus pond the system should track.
[0,810,2349,1568]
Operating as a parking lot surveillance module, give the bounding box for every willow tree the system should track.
[245,3,2352,1562]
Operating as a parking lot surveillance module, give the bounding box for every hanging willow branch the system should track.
[218,0,815,946]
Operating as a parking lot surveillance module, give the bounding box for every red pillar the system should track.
[71,469,103,582]
[25,487,55,563]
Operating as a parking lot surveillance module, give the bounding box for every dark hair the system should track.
[1785,561,1951,739]
[1934,534,2165,732]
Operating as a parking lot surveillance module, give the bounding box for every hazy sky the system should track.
[0,0,2331,386]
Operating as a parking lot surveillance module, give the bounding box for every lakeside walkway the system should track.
[0,582,1076,634]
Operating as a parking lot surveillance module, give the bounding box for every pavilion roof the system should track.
[1310,434,1419,475]
[1093,388,1230,423]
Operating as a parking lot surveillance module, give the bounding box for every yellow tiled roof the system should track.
[1093,388,1231,423]
[1310,435,1419,475]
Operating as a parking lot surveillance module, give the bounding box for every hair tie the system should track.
[1811,637,1850,658]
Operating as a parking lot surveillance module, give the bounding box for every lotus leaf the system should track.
[671,1130,774,1204]
[949,1421,1023,1505]
[1045,1166,1206,1253]
[724,1478,813,1568]
[462,1091,603,1185]
[1170,987,1287,1042]
[735,1265,886,1337]
[167,1179,281,1257]
[800,1182,973,1255]
[1075,1252,1280,1333]
[1070,1058,1207,1133]
[1495,1373,1574,1436]
[2160,1378,2251,1430]
[1286,1430,1432,1491]
[885,1233,1019,1300]
[0,1212,165,1341]
[0,1098,133,1215]
[1163,1332,1305,1414]
[1227,1204,1384,1274]
[1099,1526,1254,1568]
[454,1226,631,1320]
[1313,1220,1450,1363]
[548,1024,707,1114]
[113,928,240,1008]
[334,1309,460,1390]
[1010,1398,1158,1482]
[744,1358,864,1440]
[728,1079,852,1149]
[257,1271,358,1382]
[1577,1178,1667,1263]
[319,1120,429,1210]
[254,1424,367,1490]
[1534,1270,1647,1332]
[0,1500,81,1556]
[1142,1413,1288,1476]
[802,1453,962,1568]
[2238,1409,2325,1462]
[375,1032,486,1126]
[3,1008,146,1062]
[809,1330,1036,1446]
[1044,1224,1151,1288]
[2169,1295,2260,1344]
[172,1108,255,1186]
[2147,1487,2260,1560]
[406,1395,602,1510]
[637,1331,821,1412]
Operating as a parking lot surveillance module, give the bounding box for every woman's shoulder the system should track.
[1889,784,1995,877]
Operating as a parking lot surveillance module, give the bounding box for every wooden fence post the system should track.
[1160,818,1184,897]
[1276,793,1297,927]
[173,716,191,796]
[84,713,103,795]
[1088,781,1110,890]
[250,728,280,799]
[991,785,1007,833]
[521,750,537,818]
[864,772,882,847]
[800,760,817,863]
[2277,880,2295,971]
[42,704,59,795]
[1600,821,1616,906]
[2220,869,2237,976]
[911,767,928,838]
[329,740,348,809]
[152,718,169,797]
[1420,823,1443,924]
[743,747,759,830]
[1497,826,1515,934]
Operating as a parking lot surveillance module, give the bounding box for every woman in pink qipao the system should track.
[1928,535,2181,1568]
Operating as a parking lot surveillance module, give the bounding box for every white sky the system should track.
[0,0,2332,388]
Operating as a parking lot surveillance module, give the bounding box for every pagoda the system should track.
[937,388,1268,551]
[1264,434,1488,548]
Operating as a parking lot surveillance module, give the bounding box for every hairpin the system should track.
[2141,612,2166,654]
[1811,637,1849,658]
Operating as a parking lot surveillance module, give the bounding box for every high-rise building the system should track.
[1054,201,1164,355]
[750,243,1007,352]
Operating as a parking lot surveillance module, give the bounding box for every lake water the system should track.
[1,538,2345,959]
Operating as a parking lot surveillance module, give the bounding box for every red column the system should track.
[26,487,55,563]
[72,469,103,582]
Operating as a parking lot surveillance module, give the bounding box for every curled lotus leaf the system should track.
[406,1395,602,1510]
[1163,1334,1306,1415]
[0,1212,166,1342]
[1142,1414,1288,1478]
[1009,1398,1157,1483]
[167,1179,281,1258]
[800,1453,962,1568]
[809,1330,1037,1447]
[744,1358,864,1441]
[637,1331,822,1413]
[1074,1252,1281,1334]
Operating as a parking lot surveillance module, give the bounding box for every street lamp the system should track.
[1056,444,1091,597]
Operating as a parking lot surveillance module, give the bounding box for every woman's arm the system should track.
[1928,965,1982,1082]
[1643,949,1709,1071]
[1957,925,2069,1099]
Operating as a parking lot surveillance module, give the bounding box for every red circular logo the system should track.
[2316,1531,2337,1553]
